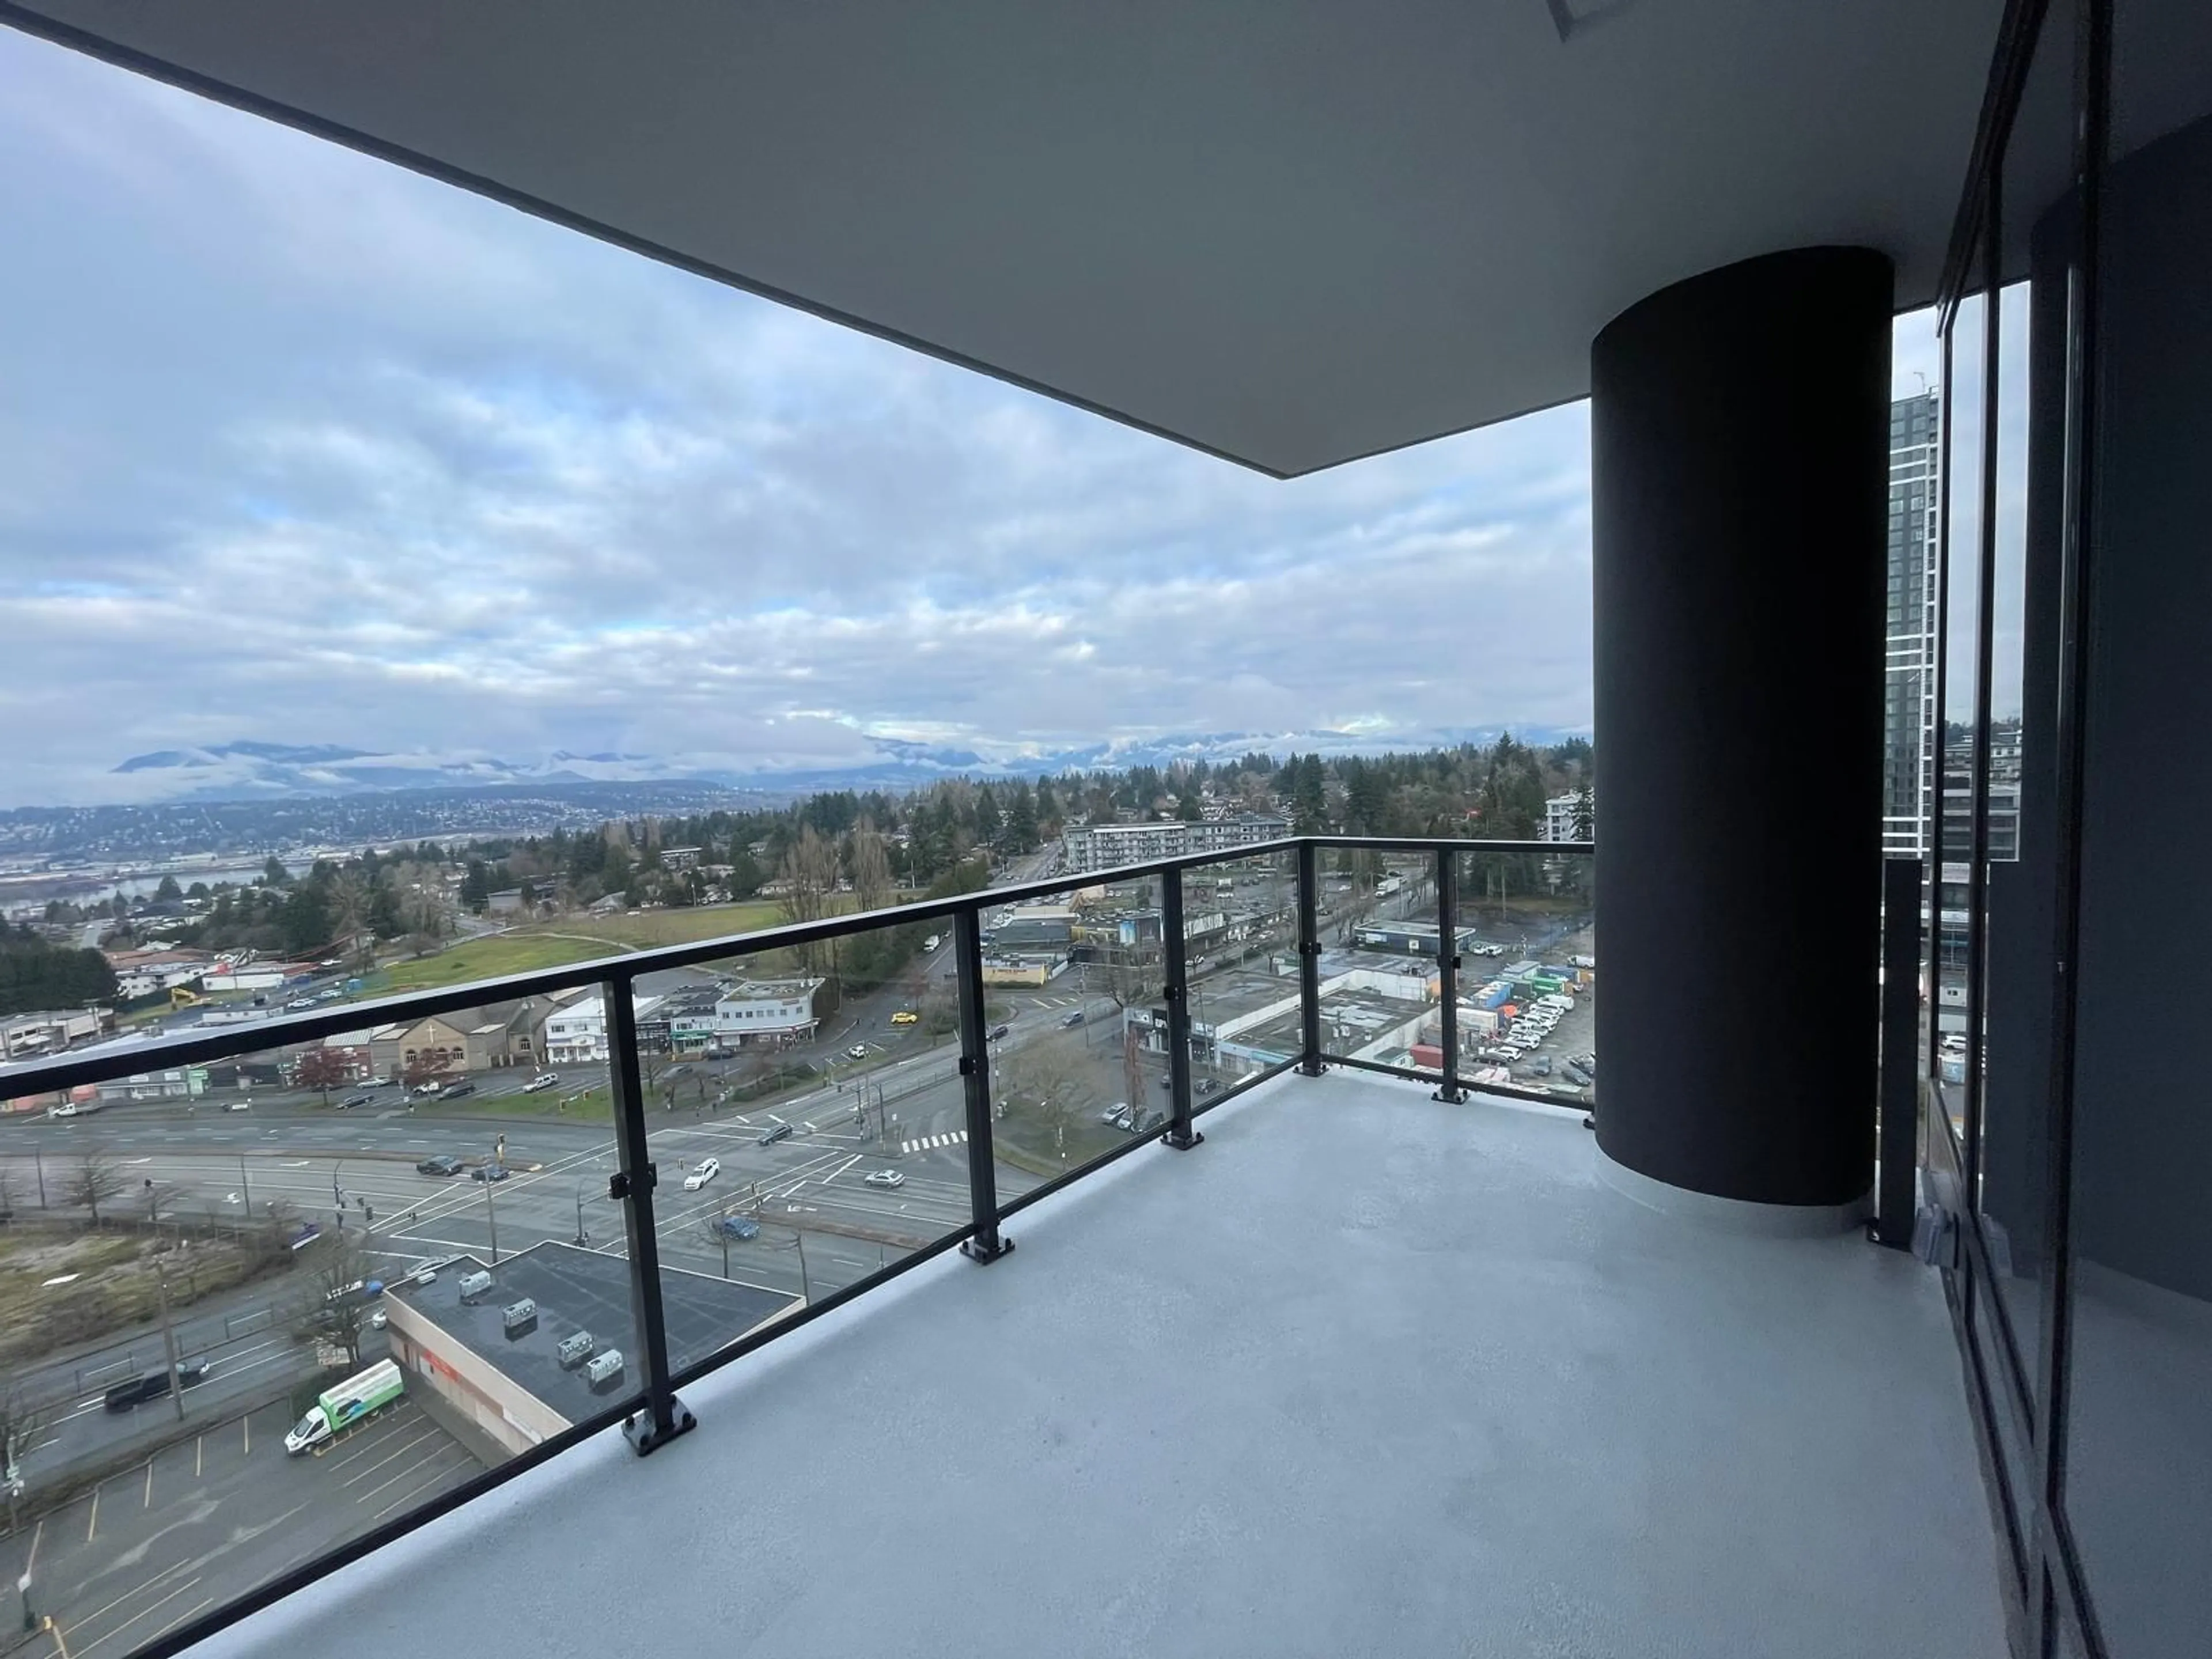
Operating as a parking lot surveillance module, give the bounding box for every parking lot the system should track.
[1,1391,481,1657]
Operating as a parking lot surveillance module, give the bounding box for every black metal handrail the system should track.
[7,831,1592,1659]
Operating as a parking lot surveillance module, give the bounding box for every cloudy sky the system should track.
[0,27,1942,808]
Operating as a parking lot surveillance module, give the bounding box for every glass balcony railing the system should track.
[0,831,1589,1657]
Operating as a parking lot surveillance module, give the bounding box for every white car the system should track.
[522,1072,560,1093]
[683,1157,721,1192]
[228,1100,251,1112]
[846,1044,869,1060]
[863,1169,907,1189]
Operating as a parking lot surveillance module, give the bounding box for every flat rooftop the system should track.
[389,1243,795,1419]
[222,1072,2002,1659]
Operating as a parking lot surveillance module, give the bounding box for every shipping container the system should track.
[1409,1043,1445,1071]
[1476,985,1510,1010]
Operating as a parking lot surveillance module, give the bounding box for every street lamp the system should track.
[19,1570,34,1634]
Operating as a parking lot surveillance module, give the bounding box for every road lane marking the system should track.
[62,1561,198,1646]
[195,1437,202,1479]
[25,1518,42,1577]
[371,1450,475,1520]
[339,1425,441,1484]
[143,1460,153,1508]
[85,1485,98,1544]
[354,1441,469,1505]
[148,1596,217,1649]
[241,1414,249,1457]
[73,1573,205,1658]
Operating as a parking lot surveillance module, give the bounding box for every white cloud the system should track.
[0,26,1607,805]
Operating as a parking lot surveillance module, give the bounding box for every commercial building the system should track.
[1059,812,1289,874]
[1884,388,1942,857]
[381,1244,797,1457]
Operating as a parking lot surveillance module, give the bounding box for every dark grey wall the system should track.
[2067,112,2212,1301]
[1589,246,1891,1207]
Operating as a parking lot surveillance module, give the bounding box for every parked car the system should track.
[683,1157,721,1192]
[863,1169,907,1189]
[227,1100,251,1112]
[522,1072,560,1093]
[104,1359,209,1411]
[1561,1064,1594,1087]
[890,1010,919,1025]
[1060,1009,1086,1027]
[437,1081,476,1100]
[1197,1078,1222,1096]
[716,1216,760,1240]
[471,1163,510,1183]
[1098,1103,1129,1126]
[416,1155,464,1176]
[846,1044,869,1060]
[1532,1056,1553,1077]
[758,1122,794,1146]
[412,1080,446,1096]
[338,1092,376,1109]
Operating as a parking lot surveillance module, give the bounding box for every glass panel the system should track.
[649,909,976,1373]
[0,983,625,1651]
[1933,281,1987,1141]
[1971,1278,2038,1597]
[1974,0,2077,1403]
[1315,850,1439,1074]
[1177,851,1300,1100]
[2062,2,2212,1653]
[1456,847,1595,1103]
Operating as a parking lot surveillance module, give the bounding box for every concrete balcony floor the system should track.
[202,1071,2005,1659]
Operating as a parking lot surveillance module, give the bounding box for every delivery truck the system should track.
[286,1359,405,1454]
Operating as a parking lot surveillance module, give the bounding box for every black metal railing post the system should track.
[1160,866,1202,1149]
[605,971,695,1454]
[1296,840,1324,1075]
[1433,849,1465,1103]
[953,906,1013,1262]
[1876,858,1925,1248]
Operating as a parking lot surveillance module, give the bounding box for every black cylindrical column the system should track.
[1591,247,1891,1210]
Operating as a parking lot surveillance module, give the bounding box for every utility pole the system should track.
[238,1155,251,1216]
[33,1147,44,1209]
[485,1146,499,1265]
[154,1259,185,1423]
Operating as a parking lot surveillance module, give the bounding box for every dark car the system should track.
[988,1023,1010,1041]
[416,1155,464,1176]
[338,1092,375,1109]
[1197,1078,1222,1096]
[1060,1010,1086,1028]
[104,1359,208,1412]
[437,1080,476,1100]
[715,1217,760,1240]
[1531,1056,1553,1078]
[472,1162,510,1182]
[758,1122,794,1146]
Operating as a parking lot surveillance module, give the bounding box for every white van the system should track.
[47,1101,78,1118]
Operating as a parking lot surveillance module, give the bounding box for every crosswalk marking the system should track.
[899,1130,970,1155]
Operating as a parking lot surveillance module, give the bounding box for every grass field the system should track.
[512,901,791,951]
[374,934,620,993]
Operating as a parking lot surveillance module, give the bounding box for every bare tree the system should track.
[294,1046,350,1104]
[63,1147,127,1226]
[143,1178,185,1226]
[328,867,373,972]
[849,818,895,915]
[299,1233,378,1370]
[2,1377,62,1531]
[998,1046,1096,1158]
[778,826,839,973]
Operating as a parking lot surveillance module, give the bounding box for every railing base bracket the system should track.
[1433,1085,1467,1104]
[624,1397,695,1456]
[1163,1128,1205,1151]
[961,1234,1015,1265]
[1297,1060,1328,1078]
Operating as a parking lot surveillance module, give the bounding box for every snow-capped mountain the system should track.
[99,726,1573,805]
